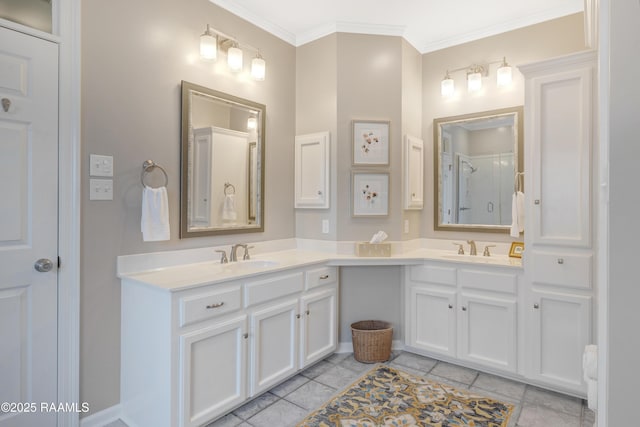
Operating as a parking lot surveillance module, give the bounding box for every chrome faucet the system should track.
[230,244,247,262]
[467,240,477,256]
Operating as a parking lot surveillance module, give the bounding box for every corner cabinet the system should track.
[294,132,330,209]
[519,50,597,396]
[120,265,338,427]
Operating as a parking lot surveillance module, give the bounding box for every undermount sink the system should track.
[222,259,279,270]
[440,254,511,265]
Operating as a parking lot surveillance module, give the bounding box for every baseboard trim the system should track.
[79,404,121,427]
[337,340,405,354]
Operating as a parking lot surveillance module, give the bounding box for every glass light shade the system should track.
[497,64,512,87]
[227,46,243,72]
[467,71,482,92]
[247,117,257,130]
[251,56,266,81]
[200,27,217,60]
[441,77,454,97]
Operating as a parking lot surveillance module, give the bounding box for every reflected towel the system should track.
[222,194,237,221]
[510,191,524,238]
[141,186,170,241]
[583,344,598,381]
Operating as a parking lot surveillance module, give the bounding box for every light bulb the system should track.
[497,57,512,87]
[251,55,266,81]
[441,72,454,97]
[247,117,257,130]
[467,70,482,92]
[199,25,217,61]
[227,45,243,72]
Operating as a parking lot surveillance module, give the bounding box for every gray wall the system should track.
[607,1,640,423]
[422,13,586,242]
[81,0,295,415]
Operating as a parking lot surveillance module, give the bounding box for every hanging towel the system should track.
[510,191,525,238]
[222,194,237,221]
[141,186,170,242]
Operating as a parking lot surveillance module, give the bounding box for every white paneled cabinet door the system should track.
[294,132,330,208]
[458,293,517,373]
[0,28,59,427]
[409,286,457,358]
[530,290,591,393]
[300,287,337,368]
[249,299,299,396]
[180,315,248,427]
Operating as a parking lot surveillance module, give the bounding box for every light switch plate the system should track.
[90,179,113,200]
[322,220,329,234]
[90,154,114,177]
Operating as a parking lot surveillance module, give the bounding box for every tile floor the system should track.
[108,351,595,427]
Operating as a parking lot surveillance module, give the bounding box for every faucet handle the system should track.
[452,242,464,255]
[243,245,254,260]
[483,245,496,257]
[215,249,228,264]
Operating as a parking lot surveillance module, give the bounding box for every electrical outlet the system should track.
[322,219,329,234]
[404,219,410,233]
[89,179,113,200]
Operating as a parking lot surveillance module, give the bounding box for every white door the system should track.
[409,286,457,358]
[0,27,59,427]
[300,287,337,368]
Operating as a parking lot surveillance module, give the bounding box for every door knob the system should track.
[34,258,54,272]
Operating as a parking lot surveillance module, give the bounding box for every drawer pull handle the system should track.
[448,304,453,309]
[557,258,564,265]
[206,302,225,309]
[461,306,467,311]
[319,274,330,280]
[534,303,540,309]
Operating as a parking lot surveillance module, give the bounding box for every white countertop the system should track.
[119,242,523,292]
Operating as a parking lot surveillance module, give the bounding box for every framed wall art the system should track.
[352,120,390,166]
[352,172,389,217]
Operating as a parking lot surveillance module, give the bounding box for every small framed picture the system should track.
[509,241,525,258]
[352,120,390,166]
[352,172,389,217]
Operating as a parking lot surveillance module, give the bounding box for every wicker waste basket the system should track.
[351,320,393,363]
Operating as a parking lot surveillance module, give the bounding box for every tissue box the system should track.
[355,242,391,257]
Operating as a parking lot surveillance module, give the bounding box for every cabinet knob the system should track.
[296,314,301,319]
[306,310,310,316]
[317,190,323,195]
[557,258,564,264]
[533,303,540,309]
[206,302,225,309]
[461,306,467,311]
[534,199,540,205]
[448,304,453,309]
[243,333,249,339]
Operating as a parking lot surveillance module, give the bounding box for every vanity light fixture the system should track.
[441,71,454,97]
[198,24,266,80]
[496,57,513,87]
[467,65,484,93]
[440,57,513,97]
[247,116,257,130]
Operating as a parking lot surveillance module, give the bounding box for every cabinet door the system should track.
[526,62,594,247]
[529,290,591,394]
[408,286,456,358]
[249,298,299,396]
[458,293,517,373]
[294,132,330,208]
[180,315,247,427]
[404,135,424,209]
[300,286,337,368]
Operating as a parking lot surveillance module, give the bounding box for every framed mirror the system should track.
[180,81,265,237]
[434,106,523,233]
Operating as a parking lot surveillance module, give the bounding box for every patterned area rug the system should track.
[297,365,513,427]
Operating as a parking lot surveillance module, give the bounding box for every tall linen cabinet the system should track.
[519,50,597,396]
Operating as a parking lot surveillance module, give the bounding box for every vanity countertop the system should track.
[119,247,522,292]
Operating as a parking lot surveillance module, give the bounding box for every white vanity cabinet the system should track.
[520,50,597,396]
[120,265,338,427]
[405,262,519,375]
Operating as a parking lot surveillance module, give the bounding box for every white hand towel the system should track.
[222,194,237,221]
[510,191,525,238]
[583,344,598,381]
[141,187,170,242]
[587,378,598,411]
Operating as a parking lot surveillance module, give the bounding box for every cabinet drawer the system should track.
[410,264,456,286]
[180,284,242,327]
[459,269,518,294]
[531,252,592,290]
[244,272,304,307]
[305,266,337,290]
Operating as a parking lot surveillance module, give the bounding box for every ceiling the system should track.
[209,0,583,53]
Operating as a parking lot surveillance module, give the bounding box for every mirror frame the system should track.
[433,106,523,233]
[180,81,266,238]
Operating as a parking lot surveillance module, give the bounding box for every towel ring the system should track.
[224,182,236,195]
[141,160,169,189]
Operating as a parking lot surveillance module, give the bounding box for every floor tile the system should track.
[314,364,363,390]
[338,355,377,373]
[324,352,349,364]
[391,352,438,373]
[269,374,309,398]
[246,399,308,427]
[232,392,279,420]
[300,360,334,379]
[387,361,426,377]
[523,385,582,417]
[517,402,581,427]
[471,373,527,401]
[424,373,470,391]
[206,413,244,427]
[430,361,478,385]
[284,380,337,410]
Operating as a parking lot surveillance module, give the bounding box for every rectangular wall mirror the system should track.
[434,106,523,233]
[180,81,265,237]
